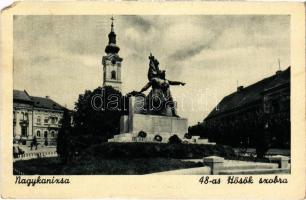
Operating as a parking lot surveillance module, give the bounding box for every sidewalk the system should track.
[233,148,290,156]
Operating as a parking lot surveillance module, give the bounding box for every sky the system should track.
[13,15,290,125]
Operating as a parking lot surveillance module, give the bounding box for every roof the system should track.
[30,96,64,111]
[13,89,65,111]
[205,67,290,120]
[13,90,32,102]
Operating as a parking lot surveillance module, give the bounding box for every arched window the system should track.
[44,131,48,138]
[111,70,116,80]
[36,130,41,137]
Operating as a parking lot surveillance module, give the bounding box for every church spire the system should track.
[110,15,114,32]
[105,15,120,54]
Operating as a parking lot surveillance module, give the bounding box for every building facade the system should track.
[194,67,290,149]
[13,90,65,146]
[102,17,123,92]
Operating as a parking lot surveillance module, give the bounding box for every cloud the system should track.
[125,16,153,32]
[169,43,208,61]
[13,15,290,125]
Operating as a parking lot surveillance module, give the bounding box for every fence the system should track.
[14,151,58,161]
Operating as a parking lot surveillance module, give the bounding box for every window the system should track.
[44,131,48,138]
[21,127,27,137]
[111,70,116,80]
[37,116,41,124]
[44,117,49,124]
[36,130,41,137]
[51,117,58,124]
[51,131,55,137]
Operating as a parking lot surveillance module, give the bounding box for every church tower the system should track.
[102,16,123,92]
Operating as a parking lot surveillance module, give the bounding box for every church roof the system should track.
[205,67,290,120]
[105,16,120,54]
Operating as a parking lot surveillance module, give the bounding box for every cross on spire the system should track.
[105,15,119,53]
[110,15,115,32]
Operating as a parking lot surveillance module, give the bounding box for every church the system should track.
[102,16,123,92]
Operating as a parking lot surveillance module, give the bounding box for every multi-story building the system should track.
[193,67,290,149]
[13,90,65,146]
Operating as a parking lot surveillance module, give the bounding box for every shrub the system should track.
[80,143,236,159]
[168,135,182,144]
[184,133,192,139]
[13,157,203,175]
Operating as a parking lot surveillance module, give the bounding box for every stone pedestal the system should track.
[203,156,224,175]
[123,113,187,141]
[108,96,188,143]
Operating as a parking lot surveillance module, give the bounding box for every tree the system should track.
[57,108,73,164]
[72,86,123,145]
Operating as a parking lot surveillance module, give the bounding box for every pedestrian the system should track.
[31,136,38,150]
[13,141,19,158]
[33,136,38,150]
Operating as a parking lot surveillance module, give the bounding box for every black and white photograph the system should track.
[11,14,292,176]
[1,1,306,199]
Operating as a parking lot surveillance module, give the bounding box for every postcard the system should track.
[0,1,305,199]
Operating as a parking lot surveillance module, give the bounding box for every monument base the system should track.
[108,114,188,143]
[107,96,215,144]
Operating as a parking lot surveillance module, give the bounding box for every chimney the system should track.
[276,70,282,76]
[24,90,30,96]
[237,86,244,92]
